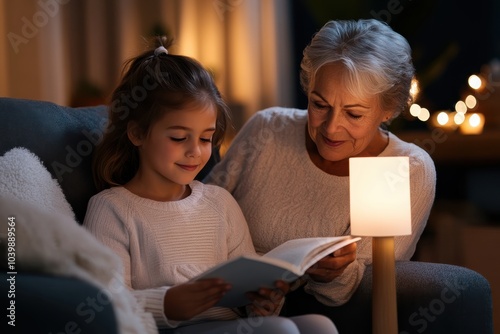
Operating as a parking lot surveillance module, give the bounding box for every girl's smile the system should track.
[126,102,217,201]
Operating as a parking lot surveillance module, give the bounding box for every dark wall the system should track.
[290,0,499,114]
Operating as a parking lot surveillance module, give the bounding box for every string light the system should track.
[468,75,482,90]
[465,95,477,109]
[455,101,467,114]
[436,112,449,126]
[469,113,481,127]
[408,71,485,135]
[417,108,430,122]
[409,104,421,117]
[454,112,465,125]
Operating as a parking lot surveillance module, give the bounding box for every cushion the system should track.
[0,97,108,223]
[0,147,75,219]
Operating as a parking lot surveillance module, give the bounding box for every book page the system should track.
[263,236,361,274]
[192,236,360,307]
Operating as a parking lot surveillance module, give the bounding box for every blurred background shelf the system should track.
[397,130,500,165]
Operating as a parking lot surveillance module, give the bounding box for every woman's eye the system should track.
[347,112,362,119]
[313,102,329,109]
[312,102,330,111]
[200,138,212,143]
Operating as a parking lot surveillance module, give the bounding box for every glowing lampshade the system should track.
[349,156,412,237]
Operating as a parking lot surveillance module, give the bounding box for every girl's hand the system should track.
[163,278,231,320]
[306,242,357,283]
[245,280,290,316]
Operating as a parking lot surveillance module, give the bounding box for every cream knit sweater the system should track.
[206,107,437,306]
[83,181,256,329]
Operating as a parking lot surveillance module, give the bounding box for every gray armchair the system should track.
[282,262,492,333]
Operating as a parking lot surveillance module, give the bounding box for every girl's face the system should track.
[133,103,217,187]
[307,62,391,162]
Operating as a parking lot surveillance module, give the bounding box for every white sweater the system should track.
[83,181,256,329]
[206,107,437,306]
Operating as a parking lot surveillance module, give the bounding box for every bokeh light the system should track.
[455,101,467,114]
[409,104,421,117]
[410,78,420,101]
[454,112,465,125]
[469,113,481,127]
[436,111,449,126]
[468,75,482,90]
[465,95,477,109]
[417,108,430,122]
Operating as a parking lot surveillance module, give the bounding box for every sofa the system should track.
[0,97,494,333]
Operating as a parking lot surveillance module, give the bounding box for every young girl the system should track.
[83,39,338,334]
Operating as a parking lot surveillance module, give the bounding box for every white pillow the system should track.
[0,147,157,334]
[0,147,75,219]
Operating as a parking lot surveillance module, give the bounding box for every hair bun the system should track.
[154,46,168,56]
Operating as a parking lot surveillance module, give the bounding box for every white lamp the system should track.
[349,156,412,334]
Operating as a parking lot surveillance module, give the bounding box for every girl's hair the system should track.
[93,37,230,191]
[300,19,415,119]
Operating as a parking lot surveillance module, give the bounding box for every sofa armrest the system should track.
[1,272,118,333]
[282,261,493,334]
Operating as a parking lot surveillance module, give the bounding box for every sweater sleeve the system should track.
[395,148,436,260]
[83,194,181,329]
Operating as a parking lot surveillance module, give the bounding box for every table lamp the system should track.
[349,156,412,334]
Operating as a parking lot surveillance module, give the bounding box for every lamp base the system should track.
[372,236,398,334]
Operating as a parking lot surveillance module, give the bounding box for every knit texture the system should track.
[206,107,437,306]
[83,181,257,329]
[0,147,74,219]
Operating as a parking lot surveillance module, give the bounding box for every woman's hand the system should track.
[163,278,231,320]
[306,242,357,283]
[245,280,290,316]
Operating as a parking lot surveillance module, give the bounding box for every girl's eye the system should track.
[170,137,185,142]
[170,137,212,143]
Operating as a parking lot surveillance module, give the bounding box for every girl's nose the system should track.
[186,141,201,158]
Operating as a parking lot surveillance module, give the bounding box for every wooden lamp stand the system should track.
[372,236,398,334]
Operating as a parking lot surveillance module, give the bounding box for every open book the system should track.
[193,235,361,308]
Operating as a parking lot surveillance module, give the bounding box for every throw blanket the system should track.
[0,148,157,334]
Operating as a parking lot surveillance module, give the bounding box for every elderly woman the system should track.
[206,18,436,320]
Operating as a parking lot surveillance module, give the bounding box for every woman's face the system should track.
[307,62,392,162]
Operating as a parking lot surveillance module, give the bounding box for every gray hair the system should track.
[300,19,415,119]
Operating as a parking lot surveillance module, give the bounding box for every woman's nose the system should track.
[324,110,343,133]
